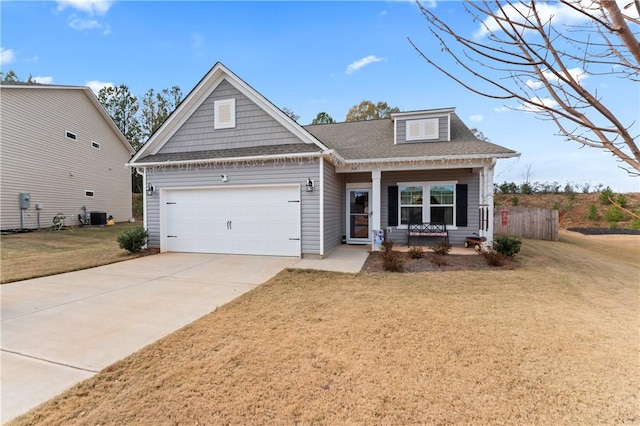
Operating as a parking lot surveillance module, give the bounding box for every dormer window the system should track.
[214,98,236,129]
[406,118,439,141]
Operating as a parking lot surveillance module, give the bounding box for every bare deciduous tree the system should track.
[410,0,640,176]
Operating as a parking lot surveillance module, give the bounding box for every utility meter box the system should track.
[19,193,30,209]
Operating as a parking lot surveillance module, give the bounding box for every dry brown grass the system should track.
[1,222,147,284]
[10,233,640,425]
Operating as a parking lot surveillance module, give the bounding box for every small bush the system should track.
[408,245,424,259]
[616,193,628,208]
[630,215,640,230]
[380,239,404,272]
[599,186,614,204]
[381,239,394,253]
[511,196,519,206]
[567,192,577,202]
[382,251,404,272]
[117,226,149,253]
[604,205,625,226]
[587,204,599,220]
[431,241,452,256]
[481,250,506,267]
[493,235,522,257]
[430,254,448,267]
[552,202,561,210]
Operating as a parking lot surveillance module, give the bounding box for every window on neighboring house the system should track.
[91,141,100,150]
[406,118,439,141]
[66,131,77,140]
[85,190,95,197]
[214,98,236,129]
[399,182,456,226]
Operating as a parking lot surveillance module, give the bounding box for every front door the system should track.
[347,188,371,244]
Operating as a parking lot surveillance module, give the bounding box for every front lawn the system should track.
[10,232,639,425]
[1,222,147,283]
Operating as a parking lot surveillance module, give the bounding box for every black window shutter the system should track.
[388,185,398,226]
[456,184,468,227]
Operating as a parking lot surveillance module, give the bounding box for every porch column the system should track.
[479,160,496,247]
[371,170,381,251]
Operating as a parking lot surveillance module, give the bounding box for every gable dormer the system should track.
[391,108,455,144]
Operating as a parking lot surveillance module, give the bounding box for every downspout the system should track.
[319,158,324,257]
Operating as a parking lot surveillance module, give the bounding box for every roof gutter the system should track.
[338,152,520,166]
[127,150,336,168]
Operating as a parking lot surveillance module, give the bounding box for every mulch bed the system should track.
[567,227,640,235]
[361,251,518,272]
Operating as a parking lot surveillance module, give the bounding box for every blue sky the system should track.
[2,0,638,192]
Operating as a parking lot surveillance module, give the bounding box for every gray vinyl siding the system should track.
[1,87,132,230]
[143,160,321,255]
[396,114,450,143]
[322,159,343,254]
[382,169,479,245]
[158,79,302,154]
[340,169,479,246]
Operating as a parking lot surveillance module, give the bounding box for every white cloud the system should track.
[525,67,588,89]
[470,114,484,123]
[0,47,16,65]
[56,0,112,16]
[33,76,54,84]
[494,106,510,113]
[86,80,113,94]
[68,15,110,34]
[346,55,385,75]
[474,1,590,39]
[520,96,559,112]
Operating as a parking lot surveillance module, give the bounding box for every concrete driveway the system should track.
[1,253,296,423]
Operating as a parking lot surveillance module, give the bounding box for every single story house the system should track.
[1,83,135,231]
[128,63,518,257]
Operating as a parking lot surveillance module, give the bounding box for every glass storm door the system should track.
[347,189,371,243]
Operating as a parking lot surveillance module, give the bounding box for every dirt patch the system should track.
[494,192,640,229]
[361,251,517,272]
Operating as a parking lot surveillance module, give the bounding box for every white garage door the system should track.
[163,185,301,256]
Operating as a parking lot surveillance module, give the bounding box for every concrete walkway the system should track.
[0,253,297,423]
[291,244,371,273]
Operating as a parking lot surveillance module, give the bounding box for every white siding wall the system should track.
[144,160,321,255]
[158,80,302,154]
[1,88,132,230]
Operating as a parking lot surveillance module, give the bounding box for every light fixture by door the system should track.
[146,183,155,196]
[221,174,228,182]
[306,178,314,192]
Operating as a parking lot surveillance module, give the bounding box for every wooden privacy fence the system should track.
[494,206,559,241]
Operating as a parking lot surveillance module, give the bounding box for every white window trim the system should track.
[214,98,236,129]
[91,141,100,150]
[66,130,77,141]
[406,118,439,141]
[397,181,458,230]
[84,190,95,198]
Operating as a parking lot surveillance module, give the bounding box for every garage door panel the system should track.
[164,186,300,256]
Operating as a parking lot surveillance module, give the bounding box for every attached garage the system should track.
[161,185,301,257]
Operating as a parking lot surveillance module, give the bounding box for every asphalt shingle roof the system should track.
[136,143,322,164]
[303,113,517,161]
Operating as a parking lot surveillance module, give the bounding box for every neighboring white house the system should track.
[1,83,135,230]
[129,63,519,257]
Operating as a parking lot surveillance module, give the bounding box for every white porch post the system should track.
[480,160,496,247]
[371,170,381,251]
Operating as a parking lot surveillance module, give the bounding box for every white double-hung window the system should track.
[399,182,456,227]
